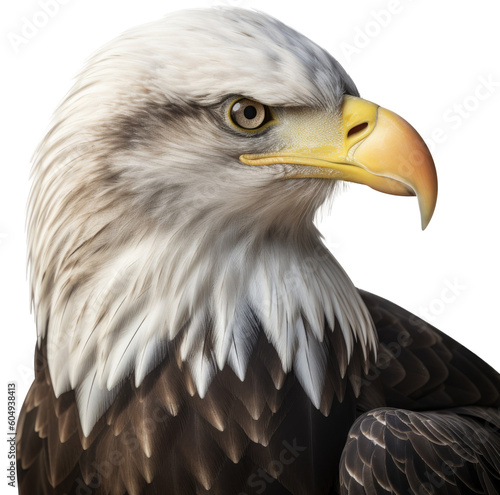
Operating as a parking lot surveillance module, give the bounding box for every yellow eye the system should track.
[229,98,272,131]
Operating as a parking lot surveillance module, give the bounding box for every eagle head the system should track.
[27,8,437,435]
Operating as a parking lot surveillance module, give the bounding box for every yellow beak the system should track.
[240,96,438,230]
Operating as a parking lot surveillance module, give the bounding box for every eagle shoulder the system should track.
[358,289,500,412]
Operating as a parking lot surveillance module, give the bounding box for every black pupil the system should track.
[244,105,257,120]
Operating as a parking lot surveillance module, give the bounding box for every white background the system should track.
[1,0,500,426]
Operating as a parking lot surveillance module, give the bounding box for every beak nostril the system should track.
[347,122,369,138]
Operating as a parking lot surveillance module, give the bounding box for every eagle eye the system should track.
[229,98,273,131]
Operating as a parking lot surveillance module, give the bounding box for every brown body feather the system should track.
[17,291,500,494]
[17,318,363,494]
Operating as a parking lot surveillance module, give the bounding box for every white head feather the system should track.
[27,8,376,436]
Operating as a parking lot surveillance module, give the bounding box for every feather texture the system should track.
[17,327,364,494]
[18,292,500,494]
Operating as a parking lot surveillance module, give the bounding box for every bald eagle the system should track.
[16,7,500,495]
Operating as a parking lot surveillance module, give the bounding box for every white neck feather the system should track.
[42,225,376,436]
